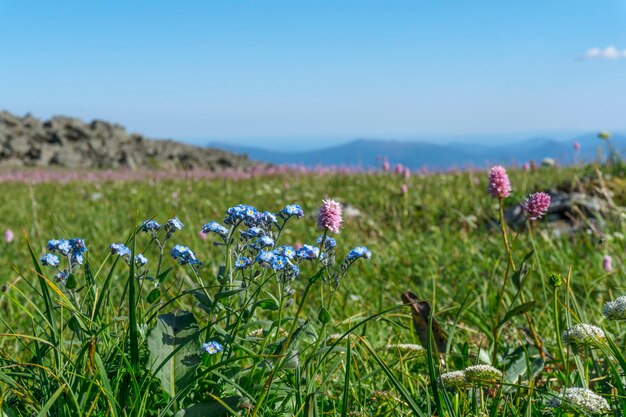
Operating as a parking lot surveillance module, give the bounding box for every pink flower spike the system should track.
[573,141,581,151]
[4,229,14,243]
[603,255,613,273]
[487,165,511,199]
[199,230,208,240]
[317,199,343,234]
[522,192,551,220]
[403,167,411,179]
[401,184,409,194]
[395,164,403,175]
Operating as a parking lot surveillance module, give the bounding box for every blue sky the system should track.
[1,1,626,150]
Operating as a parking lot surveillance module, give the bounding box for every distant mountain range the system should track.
[210,135,626,169]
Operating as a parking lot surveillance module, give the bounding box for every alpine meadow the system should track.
[1,149,626,416]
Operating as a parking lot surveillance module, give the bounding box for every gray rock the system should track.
[504,189,615,235]
[0,110,260,171]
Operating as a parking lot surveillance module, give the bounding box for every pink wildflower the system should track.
[317,199,343,234]
[401,184,409,194]
[573,141,581,151]
[487,165,511,199]
[395,164,403,175]
[523,162,531,171]
[603,255,613,273]
[522,192,551,220]
[403,167,411,179]
[199,230,208,240]
[382,159,390,171]
[4,229,14,243]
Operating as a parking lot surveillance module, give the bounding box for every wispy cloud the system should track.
[584,46,626,60]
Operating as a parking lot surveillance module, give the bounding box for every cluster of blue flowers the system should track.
[223,204,278,228]
[253,250,299,277]
[340,246,372,274]
[235,256,253,269]
[202,341,223,355]
[202,221,229,240]
[38,202,371,291]
[346,246,372,261]
[296,244,320,260]
[280,204,305,219]
[317,235,337,250]
[199,204,372,281]
[139,216,202,267]
[164,218,184,238]
[170,245,200,266]
[109,243,149,267]
[110,242,131,258]
[40,238,88,283]
[200,204,322,278]
[140,219,161,233]
[135,253,148,267]
[47,238,87,266]
[40,253,60,267]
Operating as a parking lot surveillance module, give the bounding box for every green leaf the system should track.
[68,316,84,333]
[147,288,161,304]
[318,307,332,324]
[309,268,324,284]
[215,288,245,299]
[256,299,279,311]
[174,396,242,417]
[156,267,174,283]
[498,301,536,328]
[503,346,544,385]
[216,265,227,283]
[147,310,200,397]
[194,290,214,314]
[512,251,534,289]
[65,274,77,289]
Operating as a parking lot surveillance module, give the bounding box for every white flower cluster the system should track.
[439,371,467,388]
[464,365,503,382]
[561,323,606,348]
[439,365,502,388]
[603,296,626,320]
[386,344,426,354]
[548,387,610,415]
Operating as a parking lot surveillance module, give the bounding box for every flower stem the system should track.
[251,278,315,417]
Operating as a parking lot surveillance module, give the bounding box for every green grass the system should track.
[1,163,626,416]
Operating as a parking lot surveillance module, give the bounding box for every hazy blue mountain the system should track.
[210,135,626,169]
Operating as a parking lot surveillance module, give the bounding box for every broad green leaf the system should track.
[147,288,160,303]
[503,345,544,385]
[318,307,332,324]
[174,396,242,417]
[256,299,279,311]
[65,274,77,289]
[147,310,200,397]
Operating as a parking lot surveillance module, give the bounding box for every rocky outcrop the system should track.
[0,111,258,170]
[504,189,617,236]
